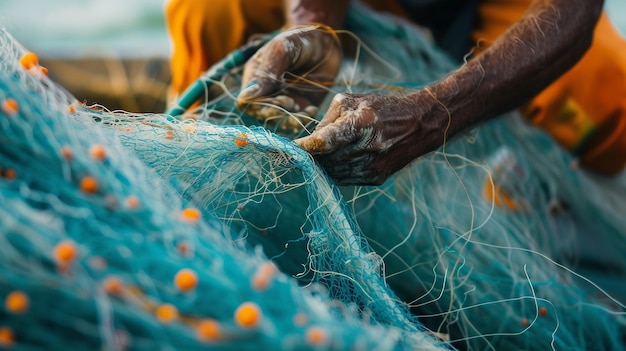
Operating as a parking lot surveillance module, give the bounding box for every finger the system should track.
[294,93,365,154]
[294,119,359,156]
[316,93,348,129]
[243,95,319,132]
[238,39,294,104]
[321,158,381,186]
[251,95,297,117]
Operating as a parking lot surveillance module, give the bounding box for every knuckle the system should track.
[331,93,346,106]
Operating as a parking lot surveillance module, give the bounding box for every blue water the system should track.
[0,0,625,58]
[0,0,169,58]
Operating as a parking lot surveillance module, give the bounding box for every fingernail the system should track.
[239,81,259,100]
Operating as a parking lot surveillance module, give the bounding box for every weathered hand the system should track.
[295,91,446,185]
[236,25,342,131]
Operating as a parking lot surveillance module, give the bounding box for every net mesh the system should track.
[1,3,625,351]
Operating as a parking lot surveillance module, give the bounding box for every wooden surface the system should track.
[41,57,171,113]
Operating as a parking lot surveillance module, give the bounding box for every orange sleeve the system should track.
[165,0,283,98]
[474,1,626,175]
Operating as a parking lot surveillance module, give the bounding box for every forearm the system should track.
[284,0,350,28]
[420,0,604,137]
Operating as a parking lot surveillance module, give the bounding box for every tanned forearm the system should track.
[284,0,350,28]
[420,0,604,137]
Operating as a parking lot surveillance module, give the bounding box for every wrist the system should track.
[399,92,453,157]
[418,61,488,136]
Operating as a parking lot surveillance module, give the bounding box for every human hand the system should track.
[236,25,342,131]
[295,91,446,185]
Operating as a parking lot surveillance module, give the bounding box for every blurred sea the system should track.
[0,0,625,59]
[0,0,170,58]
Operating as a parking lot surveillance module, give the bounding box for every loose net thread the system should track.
[1,2,626,351]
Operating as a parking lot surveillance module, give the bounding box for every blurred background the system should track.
[0,0,171,112]
[1,0,625,113]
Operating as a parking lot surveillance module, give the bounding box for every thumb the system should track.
[295,133,331,155]
[295,94,353,154]
[295,119,358,156]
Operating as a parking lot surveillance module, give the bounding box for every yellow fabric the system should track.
[166,0,626,175]
[165,0,283,98]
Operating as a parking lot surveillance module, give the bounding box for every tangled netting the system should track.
[2,3,626,351]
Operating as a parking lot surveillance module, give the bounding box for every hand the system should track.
[295,91,447,185]
[236,25,342,131]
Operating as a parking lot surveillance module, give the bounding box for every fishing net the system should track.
[1,2,625,350]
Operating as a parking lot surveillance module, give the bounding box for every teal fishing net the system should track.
[1,3,626,350]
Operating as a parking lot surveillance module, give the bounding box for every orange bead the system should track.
[197,319,222,341]
[520,318,529,327]
[0,327,14,347]
[539,307,548,316]
[90,144,106,161]
[103,276,123,295]
[155,304,178,323]
[234,133,248,147]
[181,208,201,222]
[293,313,308,326]
[306,326,327,345]
[176,241,190,255]
[5,291,29,314]
[61,146,73,160]
[68,104,76,114]
[251,262,277,292]
[174,268,198,292]
[234,302,261,328]
[2,98,18,116]
[19,52,39,69]
[39,66,49,76]
[3,169,16,180]
[54,241,77,264]
[80,176,98,194]
[125,196,140,209]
